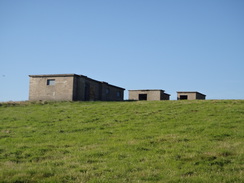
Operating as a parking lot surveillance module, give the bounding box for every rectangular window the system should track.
[106,88,110,94]
[47,79,55,85]
[117,91,121,97]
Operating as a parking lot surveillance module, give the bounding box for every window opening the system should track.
[47,79,55,85]
[106,88,110,94]
[117,91,121,97]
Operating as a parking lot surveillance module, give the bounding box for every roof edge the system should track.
[29,74,78,77]
[128,89,165,91]
[177,91,206,96]
[29,74,125,90]
[164,93,171,96]
[106,83,125,90]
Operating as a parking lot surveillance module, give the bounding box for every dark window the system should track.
[139,94,147,100]
[106,88,110,95]
[117,91,121,97]
[47,79,55,85]
[180,95,188,100]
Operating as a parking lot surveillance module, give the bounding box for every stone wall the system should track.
[29,74,124,101]
[196,92,206,100]
[177,92,206,100]
[101,83,124,101]
[29,75,74,101]
[161,93,170,100]
[129,90,169,101]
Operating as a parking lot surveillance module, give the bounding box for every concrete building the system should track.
[177,91,206,100]
[129,90,170,101]
[29,74,125,101]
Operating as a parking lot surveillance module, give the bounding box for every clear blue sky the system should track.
[1,0,244,101]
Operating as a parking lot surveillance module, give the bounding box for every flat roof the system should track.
[128,89,165,92]
[29,74,125,90]
[29,74,78,77]
[177,91,206,96]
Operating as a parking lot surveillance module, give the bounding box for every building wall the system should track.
[74,78,124,101]
[161,93,170,100]
[177,92,196,100]
[101,83,124,101]
[29,74,124,101]
[129,90,165,101]
[73,77,102,101]
[29,76,74,101]
[177,92,206,100]
[196,93,206,100]
[72,75,84,101]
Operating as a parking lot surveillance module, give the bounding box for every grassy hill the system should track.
[0,100,243,183]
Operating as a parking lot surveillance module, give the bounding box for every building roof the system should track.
[128,89,165,92]
[29,74,78,77]
[128,89,171,96]
[164,93,171,96]
[177,91,206,96]
[29,74,125,90]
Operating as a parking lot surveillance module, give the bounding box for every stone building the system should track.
[177,91,206,100]
[129,90,170,101]
[29,74,125,101]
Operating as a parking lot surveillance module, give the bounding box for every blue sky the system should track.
[0,0,243,101]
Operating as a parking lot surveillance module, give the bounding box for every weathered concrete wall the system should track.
[177,92,196,100]
[74,78,124,101]
[101,83,124,101]
[29,76,74,101]
[177,92,206,100]
[161,93,170,100]
[72,75,84,101]
[29,74,124,101]
[129,90,169,101]
[78,77,102,101]
[196,92,206,100]
[87,79,103,101]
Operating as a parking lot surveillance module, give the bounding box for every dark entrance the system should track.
[180,95,188,100]
[139,94,147,100]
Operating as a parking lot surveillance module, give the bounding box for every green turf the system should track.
[0,100,243,182]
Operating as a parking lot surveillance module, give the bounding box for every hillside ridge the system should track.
[0,100,243,182]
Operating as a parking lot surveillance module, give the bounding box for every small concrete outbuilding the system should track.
[29,74,125,101]
[129,90,170,101]
[177,91,206,100]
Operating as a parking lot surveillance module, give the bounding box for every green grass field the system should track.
[0,100,243,183]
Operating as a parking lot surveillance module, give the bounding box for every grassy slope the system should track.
[0,100,243,183]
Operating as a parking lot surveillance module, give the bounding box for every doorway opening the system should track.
[180,95,188,100]
[139,94,147,100]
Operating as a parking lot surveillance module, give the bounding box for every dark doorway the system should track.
[180,95,188,100]
[139,94,147,100]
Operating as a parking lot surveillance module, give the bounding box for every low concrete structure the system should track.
[29,74,125,101]
[177,91,206,100]
[129,90,170,101]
